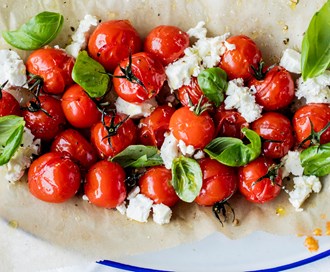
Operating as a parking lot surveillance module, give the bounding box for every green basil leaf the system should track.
[0,115,25,166]
[204,127,261,167]
[197,67,228,107]
[301,1,330,80]
[72,51,109,98]
[300,143,330,177]
[171,156,202,202]
[111,145,163,168]
[2,11,64,50]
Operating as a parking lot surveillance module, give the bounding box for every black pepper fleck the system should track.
[70,26,75,31]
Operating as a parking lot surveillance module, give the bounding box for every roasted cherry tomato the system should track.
[292,103,330,147]
[61,84,101,128]
[139,166,179,207]
[28,152,81,203]
[25,47,75,95]
[138,105,175,148]
[195,158,238,206]
[219,35,262,82]
[84,160,127,208]
[238,156,282,204]
[252,112,295,159]
[88,20,142,72]
[177,77,209,107]
[0,90,21,116]
[144,25,189,66]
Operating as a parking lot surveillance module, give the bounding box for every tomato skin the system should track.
[292,103,330,147]
[84,160,127,208]
[138,105,175,148]
[169,106,215,149]
[252,112,295,159]
[88,20,142,72]
[219,35,262,82]
[238,156,282,204]
[0,91,21,116]
[249,66,295,111]
[177,77,209,107]
[139,166,179,207]
[28,152,81,203]
[61,84,101,128]
[26,47,74,95]
[144,25,189,66]
[195,158,238,206]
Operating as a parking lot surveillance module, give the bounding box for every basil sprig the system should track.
[204,127,261,167]
[2,11,64,50]
[301,0,330,80]
[0,116,25,166]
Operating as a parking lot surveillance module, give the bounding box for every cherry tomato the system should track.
[88,20,142,72]
[292,103,330,147]
[138,105,175,148]
[61,84,101,128]
[177,77,209,107]
[84,160,127,208]
[22,95,66,141]
[252,112,295,159]
[91,113,137,159]
[25,47,75,95]
[238,156,282,204]
[28,152,81,203]
[144,25,189,66]
[139,166,179,207]
[0,90,21,116]
[219,35,262,82]
[249,66,295,111]
[195,158,238,206]
[169,106,215,149]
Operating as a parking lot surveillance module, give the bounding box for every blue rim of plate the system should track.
[97,248,330,271]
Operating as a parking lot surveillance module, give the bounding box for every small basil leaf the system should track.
[2,11,64,50]
[72,51,109,98]
[0,115,25,166]
[301,1,330,80]
[300,143,330,177]
[171,156,202,203]
[111,145,163,168]
[197,67,228,107]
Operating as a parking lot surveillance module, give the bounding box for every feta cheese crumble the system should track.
[126,194,153,223]
[115,97,158,119]
[160,132,180,169]
[281,151,304,178]
[178,140,195,156]
[279,48,301,74]
[152,203,172,225]
[0,50,27,87]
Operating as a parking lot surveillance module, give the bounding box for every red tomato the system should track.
[88,20,142,72]
[252,112,295,159]
[84,160,127,208]
[169,106,215,149]
[0,90,21,116]
[219,35,262,82]
[238,156,282,204]
[195,158,238,206]
[22,95,66,141]
[144,25,189,66]
[61,84,101,128]
[25,47,75,95]
[139,166,179,207]
[91,113,137,159]
[138,105,175,148]
[292,103,330,147]
[113,52,166,103]
[28,152,81,203]
[177,77,209,107]
[249,66,295,111]
[51,129,98,171]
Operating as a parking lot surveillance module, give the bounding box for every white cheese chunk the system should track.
[187,21,207,39]
[279,48,301,74]
[178,140,195,156]
[224,41,236,51]
[152,203,172,225]
[194,150,205,160]
[160,132,180,169]
[127,186,141,200]
[0,50,27,87]
[116,201,127,215]
[126,194,153,223]
[281,151,304,178]
[115,97,158,119]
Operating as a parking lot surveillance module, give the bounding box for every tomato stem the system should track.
[0,80,9,99]
[299,118,330,148]
[252,162,282,187]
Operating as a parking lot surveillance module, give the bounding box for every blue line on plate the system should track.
[97,259,171,272]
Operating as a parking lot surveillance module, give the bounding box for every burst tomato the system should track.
[177,77,209,107]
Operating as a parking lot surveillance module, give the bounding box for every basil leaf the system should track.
[171,156,202,203]
[111,145,163,168]
[301,1,330,80]
[72,51,109,98]
[0,116,25,166]
[2,11,64,50]
[204,127,261,167]
[300,143,330,177]
[197,67,228,107]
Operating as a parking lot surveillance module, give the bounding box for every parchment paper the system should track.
[0,0,329,263]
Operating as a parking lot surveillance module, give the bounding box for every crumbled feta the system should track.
[82,194,89,201]
[0,50,27,87]
[187,21,207,39]
[127,186,141,200]
[116,201,127,215]
[126,194,153,222]
[65,14,99,58]
[115,97,158,119]
[224,41,236,51]
[281,151,304,178]
[152,203,172,225]
[279,48,301,74]
[160,132,180,169]
[194,150,205,160]
[178,140,195,156]
[224,79,262,123]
